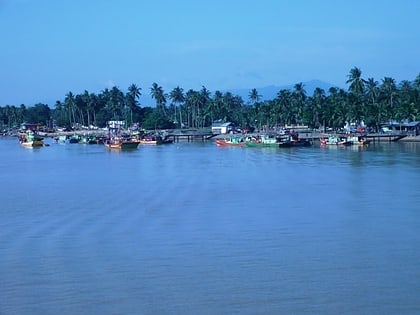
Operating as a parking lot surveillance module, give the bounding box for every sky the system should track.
[1,0,419,106]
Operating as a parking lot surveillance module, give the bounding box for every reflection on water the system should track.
[1,138,420,314]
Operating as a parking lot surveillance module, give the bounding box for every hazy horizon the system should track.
[1,0,419,105]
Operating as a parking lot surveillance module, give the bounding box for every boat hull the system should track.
[104,141,139,150]
[20,140,44,147]
[278,140,311,147]
[215,139,244,147]
[320,137,352,146]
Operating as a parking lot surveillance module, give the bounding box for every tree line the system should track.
[1,67,420,132]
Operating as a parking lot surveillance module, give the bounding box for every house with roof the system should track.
[381,120,420,136]
[211,121,235,134]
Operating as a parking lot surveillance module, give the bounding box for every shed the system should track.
[381,120,420,136]
[211,122,234,134]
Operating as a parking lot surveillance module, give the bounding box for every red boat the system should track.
[215,137,245,147]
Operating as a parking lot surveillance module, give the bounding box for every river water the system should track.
[1,137,420,314]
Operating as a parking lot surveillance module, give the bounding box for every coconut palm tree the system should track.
[346,67,365,95]
[310,87,326,128]
[169,86,185,128]
[292,83,306,125]
[127,83,142,126]
[379,77,398,121]
[64,91,76,127]
[346,67,366,124]
[150,82,167,117]
[199,86,211,127]
[249,88,262,105]
[398,80,416,122]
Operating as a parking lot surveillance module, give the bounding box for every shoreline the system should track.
[5,128,420,142]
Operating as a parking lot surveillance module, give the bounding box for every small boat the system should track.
[104,124,139,150]
[278,137,311,147]
[104,136,140,150]
[320,136,352,146]
[57,134,79,144]
[215,136,244,147]
[139,134,173,145]
[18,130,44,147]
[245,134,281,147]
[346,135,371,146]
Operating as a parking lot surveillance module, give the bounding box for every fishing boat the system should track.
[18,130,44,147]
[104,136,140,150]
[320,136,352,146]
[139,134,173,145]
[215,136,245,147]
[278,135,311,147]
[346,135,371,146]
[244,134,281,147]
[56,134,80,144]
[104,123,139,150]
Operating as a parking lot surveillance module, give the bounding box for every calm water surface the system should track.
[1,137,420,314]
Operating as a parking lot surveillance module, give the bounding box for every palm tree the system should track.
[326,87,349,130]
[150,82,167,117]
[398,80,416,122]
[310,87,326,128]
[108,86,125,121]
[185,89,202,128]
[169,86,185,128]
[212,90,225,121]
[365,78,382,130]
[64,91,76,127]
[128,83,142,100]
[276,89,293,126]
[346,67,365,95]
[127,83,142,126]
[199,86,211,127]
[346,67,366,124]
[248,88,262,105]
[380,77,398,121]
[292,83,306,125]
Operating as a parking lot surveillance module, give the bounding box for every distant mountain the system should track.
[227,80,340,102]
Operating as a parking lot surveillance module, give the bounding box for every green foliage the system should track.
[141,108,175,130]
[1,70,420,131]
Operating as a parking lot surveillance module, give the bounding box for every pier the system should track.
[298,131,408,143]
[164,130,215,142]
[365,133,407,142]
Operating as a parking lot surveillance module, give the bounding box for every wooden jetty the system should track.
[298,131,408,143]
[365,133,407,142]
[165,130,215,142]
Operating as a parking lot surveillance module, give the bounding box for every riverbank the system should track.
[7,127,420,142]
[214,131,420,142]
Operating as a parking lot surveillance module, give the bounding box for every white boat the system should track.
[320,136,352,146]
[18,131,44,147]
[346,135,371,145]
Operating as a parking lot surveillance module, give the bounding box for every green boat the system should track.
[244,134,280,147]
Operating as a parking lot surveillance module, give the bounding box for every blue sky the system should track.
[1,0,419,106]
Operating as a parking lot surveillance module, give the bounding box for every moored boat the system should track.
[104,136,140,150]
[104,122,140,150]
[278,138,311,147]
[244,134,281,147]
[346,135,371,146]
[320,136,352,146]
[215,136,244,147]
[278,134,311,147]
[139,134,173,145]
[18,131,44,147]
